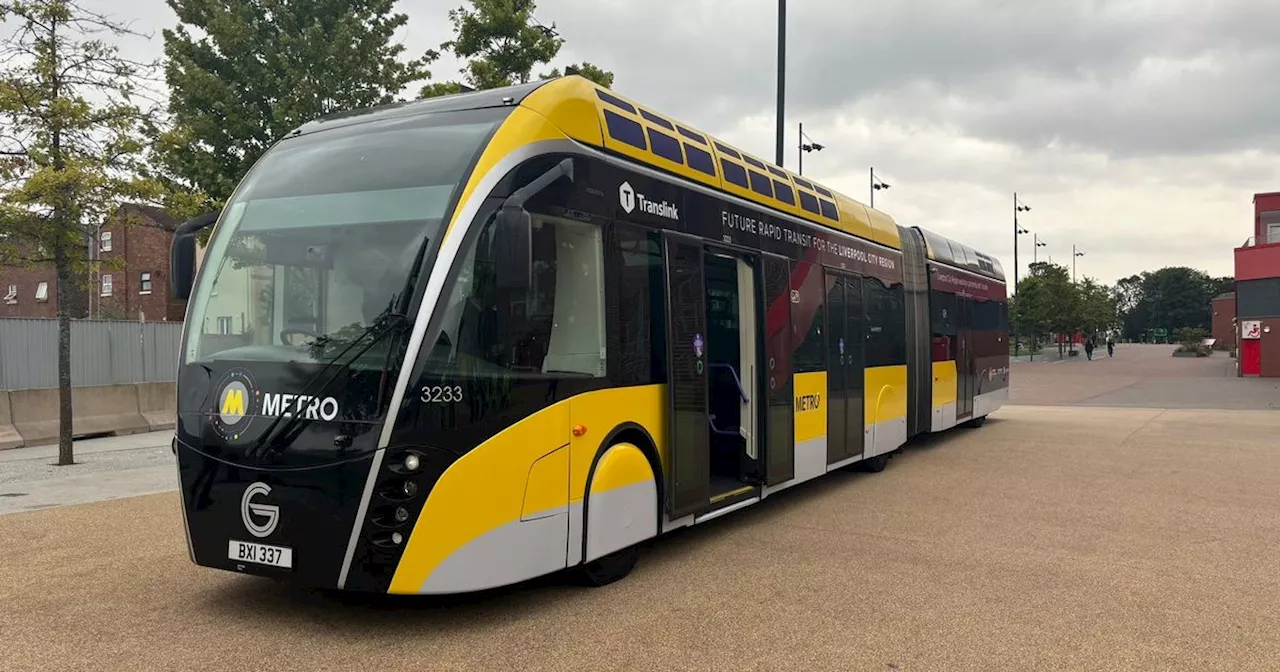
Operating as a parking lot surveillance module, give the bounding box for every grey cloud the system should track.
[545,0,1280,159]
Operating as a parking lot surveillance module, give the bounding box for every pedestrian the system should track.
[1106,336,1114,358]
[1084,337,1094,360]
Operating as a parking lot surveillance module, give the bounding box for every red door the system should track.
[1241,340,1262,376]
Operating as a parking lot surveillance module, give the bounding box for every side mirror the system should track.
[170,211,222,301]
[170,233,197,300]
[493,207,532,290]
[489,157,574,291]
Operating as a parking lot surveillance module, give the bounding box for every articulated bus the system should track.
[168,75,1010,595]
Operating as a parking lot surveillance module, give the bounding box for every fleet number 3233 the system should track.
[420,386,463,403]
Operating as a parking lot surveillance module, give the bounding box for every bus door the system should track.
[662,233,764,518]
[824,270,866,465]
[760,254,795,486]
[663,232,711,518]
[956,296,975,420]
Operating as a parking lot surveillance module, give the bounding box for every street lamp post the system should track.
[798,123,823,175]
[1034,233,1046,264]
[1013,193,1030,354]
[870,167,890,208]
[1073,245,1085,283]
[775,0,786,166]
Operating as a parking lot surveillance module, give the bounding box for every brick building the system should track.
[0,203,187,322]
[1233,192,1280,376]
[1211,292,1236,349]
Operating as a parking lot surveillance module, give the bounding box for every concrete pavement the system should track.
[1009,342,1280,409]
[0,429,174,514]
[5,405,1280,670]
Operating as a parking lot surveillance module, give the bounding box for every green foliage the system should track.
[1114,267,1228,341]
[0,0,162,274]
[1012,262,1119,352]
[155,0,438,213]
[0,0,164,465]
[1077,277,1118,336]
[422,0,615,97]
[1012,261,1075,346]
[543,62,615,88]
[1173,327,1211,356]
[1175,326,1207,347]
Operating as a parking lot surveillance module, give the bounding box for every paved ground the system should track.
[0,430,174,514]
[1009,343,1280,409]
[5,343,1280,670]
[5,406,1280,670]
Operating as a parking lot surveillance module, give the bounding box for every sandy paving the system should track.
[5,405,1280,671]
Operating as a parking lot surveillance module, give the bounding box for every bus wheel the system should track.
[964,415,987,428]
[572,545,639,587]
[859,454,890,473]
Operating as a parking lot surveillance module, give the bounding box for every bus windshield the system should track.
[182,112,501,368]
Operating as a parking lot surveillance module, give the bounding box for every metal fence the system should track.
[0,318,184,390]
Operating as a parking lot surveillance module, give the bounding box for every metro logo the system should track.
[261,393,339,421]
[221,388,246,417]
[794,393,822,412]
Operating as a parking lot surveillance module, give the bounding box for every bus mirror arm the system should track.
[494,158,575,289]
[169,211,222,301]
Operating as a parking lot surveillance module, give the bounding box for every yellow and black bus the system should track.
[169,75,1009,595]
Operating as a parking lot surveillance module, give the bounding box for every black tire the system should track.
[963,415,987,428]
[572,545,639,587]
[859,454,890,473]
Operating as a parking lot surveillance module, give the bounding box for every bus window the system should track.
[431,215,608,382]
[611,225,665,385]
[790,260,826,373]
[865,278,907,367]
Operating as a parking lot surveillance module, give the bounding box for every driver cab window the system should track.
[434,214,606,380]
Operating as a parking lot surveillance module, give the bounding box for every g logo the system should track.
[241,482,279,538]
[619,181,635,214]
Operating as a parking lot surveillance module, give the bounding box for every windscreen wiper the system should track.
[245,308,404,459]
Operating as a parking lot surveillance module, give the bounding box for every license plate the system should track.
[228,540,293,569]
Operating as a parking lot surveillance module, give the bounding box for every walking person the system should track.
[1106,336,1115,358]
[1084,337,1094,361]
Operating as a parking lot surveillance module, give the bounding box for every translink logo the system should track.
[619,181,679,221]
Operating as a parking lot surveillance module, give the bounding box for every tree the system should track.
[1076,277,1118,338]
[1012,261,1078,353]
[156,0,437,213]
[422,0,615,97]
[0,0,161,465]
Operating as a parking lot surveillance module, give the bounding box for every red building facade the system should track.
[0,203,186,322]
[1233,192,1280,376]
[1211,292,1236,349]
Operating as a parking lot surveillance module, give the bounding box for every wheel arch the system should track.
[578,421,663,565]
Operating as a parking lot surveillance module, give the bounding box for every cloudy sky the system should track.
[91,0,1280,285]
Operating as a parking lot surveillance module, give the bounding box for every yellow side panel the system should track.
[829,193,884,247]
[862,204,904,250]
[521,446,569,520]
[865,365,908,426]
[793,371,827,443]
[519,77,604,146]
[589,443,653,493]
[441,106,569,240]
[933,360,957,407]
[389,402,570,593]
[569,385,667,502]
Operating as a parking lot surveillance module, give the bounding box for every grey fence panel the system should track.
[0,319,57,390]
[0,318,185,390]
[72,320,116,387]
[142,322,182,382]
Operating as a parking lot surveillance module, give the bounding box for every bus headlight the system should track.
[403,454,420,471]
